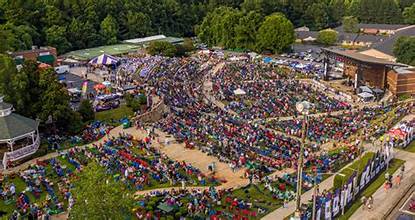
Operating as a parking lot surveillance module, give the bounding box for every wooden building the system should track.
[11,46,57,66]
[323,48,413,95]
[386,67,415,95]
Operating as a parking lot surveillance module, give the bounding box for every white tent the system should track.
[358,92,375,102]
[358,92,374,98]
[359,86,372,94]
[303,36,316,42]
[102,81,112,87]
[233,88,246,95]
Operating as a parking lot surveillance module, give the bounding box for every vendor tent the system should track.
[358,92,375,102]
[359,86,372,94]
[102,81,111,87]
[263,57,273,63]
[94,84,106,90]
[89,54,119,65]
[233,88,246,95]
[303,36,316,42]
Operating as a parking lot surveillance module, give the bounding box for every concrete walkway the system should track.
[350,149,415,220]
[350,114,415,220]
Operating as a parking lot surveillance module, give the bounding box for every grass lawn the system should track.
[95,104,134,125]
[338,158,405,220]
[403,141,415,153]
[227,184,283,218]
[333,152,375,188]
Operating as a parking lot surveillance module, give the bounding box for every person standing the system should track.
[400,164,405,179]
[395,174,401,186]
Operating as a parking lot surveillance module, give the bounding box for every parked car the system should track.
[54,65,70,74]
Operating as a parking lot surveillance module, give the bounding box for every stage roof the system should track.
[323,48,406,66]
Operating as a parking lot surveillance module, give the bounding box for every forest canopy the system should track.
[0,0,413,54]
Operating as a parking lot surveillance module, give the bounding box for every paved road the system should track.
[351,114,415,220]
[386,181,415,220]
[350,149,415,220]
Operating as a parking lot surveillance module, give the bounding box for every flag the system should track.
[82,81,88,96]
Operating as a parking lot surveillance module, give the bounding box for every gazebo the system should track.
[0,96,40,169]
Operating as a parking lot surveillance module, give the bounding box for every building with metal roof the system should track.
[322,48,413,95]
[0,96,40,169]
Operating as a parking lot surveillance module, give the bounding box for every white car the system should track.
[54,65,70,74]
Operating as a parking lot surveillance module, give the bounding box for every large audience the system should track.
[2,53,408,219]
[211,62,350,119]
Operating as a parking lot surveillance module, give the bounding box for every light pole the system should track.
[294,101,311,219]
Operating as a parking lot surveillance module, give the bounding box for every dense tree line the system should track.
[0,0,414,54]
[197,8,294,53]
[394,36,415,65]
[0,0,241,54]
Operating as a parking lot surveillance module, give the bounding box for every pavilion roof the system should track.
[323,48,406,66]
[0,102,12,111]
[0,113,38,141]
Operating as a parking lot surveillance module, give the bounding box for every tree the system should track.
[100,15,118,45]
[398,0,415,10]
[78,99,95,122]
[46,25,71,54]
[342,16,359,33]
[182,38,195,52]
[147,41,177,57]
[124,11,151,39]
[403,3,415,24]
[255,13,295,54]
[235,11,263,50]
[329,0,347,26]
[350,0,402,24]
[305,2,330,30]
[38,68,81,133]
[393,36,415,65]
[69,162,134,219]
[317,29,338,45]
[0,54,17,101]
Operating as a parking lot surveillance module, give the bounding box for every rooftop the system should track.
[0,113,39,141]
[124,35,167,44]
[394,67,415,74]
[0,97,38,141]
[124,35,184,45]
[63,44,141,61]
[335,23,410,32]
[12,46,56,56]
[371,25,415,56]
[323,48,406,66]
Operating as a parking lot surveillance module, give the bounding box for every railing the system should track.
[3,135,40,169]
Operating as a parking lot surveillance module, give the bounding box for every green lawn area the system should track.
[95,104,134,125]
[338,158,405,220]
[333,152,375,188]
[225,184,284,218]
[403,141,415,153]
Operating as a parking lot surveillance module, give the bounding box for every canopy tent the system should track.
[358,92,374,98]
[359,86,372,94]
[263,57,273,63]
[233,88,246,95]
[388,129,407,139]
[94,84,106,90]
[89,54,119,65]
[102,81,112,87]
[303,36,316,42]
